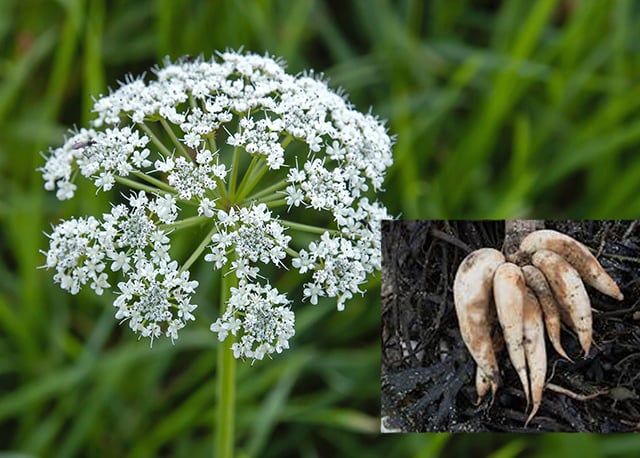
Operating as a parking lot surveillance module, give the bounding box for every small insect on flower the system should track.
[71,139,97,150]
[72,139,97,158]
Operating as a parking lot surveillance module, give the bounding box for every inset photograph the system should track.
[381,220,640,432]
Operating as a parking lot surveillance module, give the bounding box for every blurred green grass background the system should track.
[1,0,640,456]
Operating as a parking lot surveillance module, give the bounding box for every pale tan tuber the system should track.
[520,229,623,300]
[532,249,593,355]
[453,248,505,397]
[523,287,546,426]
[493,262,530,404]
[522,265,571,361]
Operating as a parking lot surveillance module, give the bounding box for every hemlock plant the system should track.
[39,51,393,455]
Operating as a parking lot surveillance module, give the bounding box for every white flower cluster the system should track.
[211,282,294,360]
[40,51,393,359]
[44,191,198,344]
[205,203,290,271]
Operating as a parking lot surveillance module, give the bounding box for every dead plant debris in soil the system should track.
[381,220,640,432]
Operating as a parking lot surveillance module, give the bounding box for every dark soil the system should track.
[381,220,640,432]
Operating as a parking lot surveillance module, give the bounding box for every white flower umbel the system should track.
[211,280,295,361]
[44,194,198,345]
[40,51,393,360]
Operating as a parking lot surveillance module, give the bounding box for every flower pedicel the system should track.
[40,51,393,360]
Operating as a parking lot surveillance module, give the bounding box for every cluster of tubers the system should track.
[453,229,624,425]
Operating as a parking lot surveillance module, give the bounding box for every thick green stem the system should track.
[216,256,237,458]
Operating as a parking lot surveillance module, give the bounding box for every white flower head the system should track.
[211,281,294,361]
[40,51,394,357]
